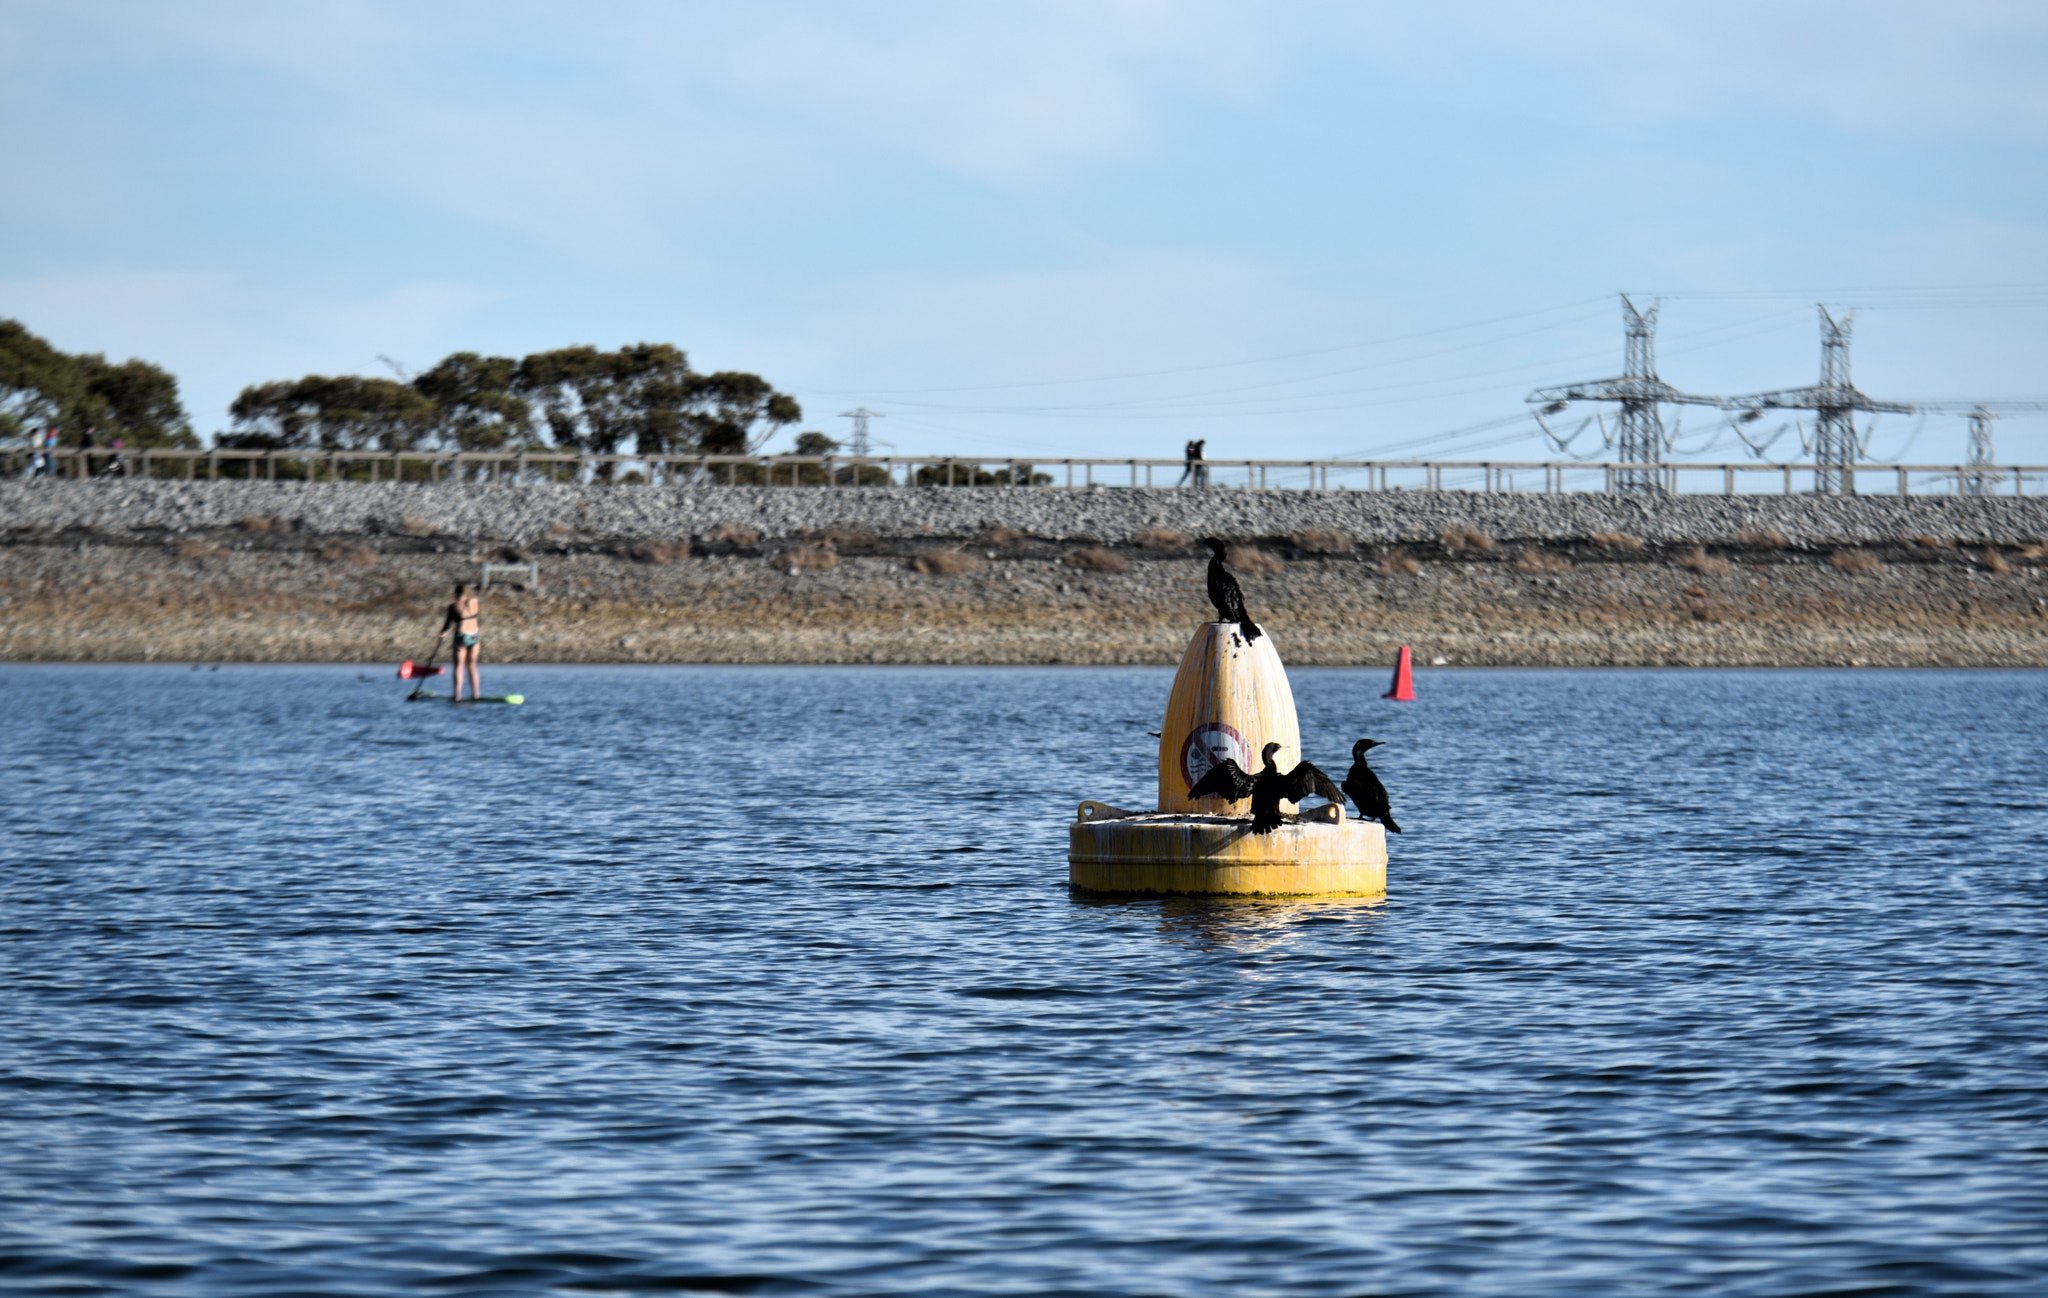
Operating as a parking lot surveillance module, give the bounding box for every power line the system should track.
[802,295,1617,397]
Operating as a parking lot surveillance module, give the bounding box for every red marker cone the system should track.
[1382,645,1415,701]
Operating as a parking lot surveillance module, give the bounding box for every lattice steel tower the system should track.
[838,407,884,457]
[1810,308,1858,493]
[1721,306,1911,495]
[1964,406,1997,496]
[1527,295,1722,492]
[1615,296,1663,488]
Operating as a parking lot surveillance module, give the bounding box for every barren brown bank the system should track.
[5,486,2044,666]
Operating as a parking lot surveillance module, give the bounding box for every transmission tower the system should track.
[1721,306,1912,495]
[1526,295,1723,492]
[1963,406,1997,496]
[838,407,884,457]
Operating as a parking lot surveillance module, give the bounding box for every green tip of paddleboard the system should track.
[504,695,524,705]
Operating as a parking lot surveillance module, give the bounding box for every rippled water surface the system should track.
[3,663,2045,1296]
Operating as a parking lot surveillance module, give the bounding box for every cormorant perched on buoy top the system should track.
[1203,538,1262,641]
[1342,739,1402,833]
[1188,740,1343,833]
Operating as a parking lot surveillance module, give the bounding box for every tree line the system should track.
[0,320,194,447]
[3,319,805,461]
[226,344,800,460]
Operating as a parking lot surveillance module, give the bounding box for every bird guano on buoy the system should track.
[1069,556,1391,895]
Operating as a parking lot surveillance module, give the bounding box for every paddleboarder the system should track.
[436,584,483,702]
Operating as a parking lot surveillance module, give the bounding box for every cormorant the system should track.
[1342,738,1402,833]
[1188,740,1343,834]
[1203,538,1262,641]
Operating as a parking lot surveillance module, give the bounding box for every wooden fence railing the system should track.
[6,447,2044,497]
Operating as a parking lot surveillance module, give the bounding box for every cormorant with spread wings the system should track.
[1188,740,1344,834]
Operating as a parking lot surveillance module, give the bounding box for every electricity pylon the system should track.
[1526,295,1724,492]
[838,407,884,457]
[1720,306,1912,495]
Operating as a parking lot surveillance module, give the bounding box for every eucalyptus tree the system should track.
[0,319,193,446]
[228,376,436,451]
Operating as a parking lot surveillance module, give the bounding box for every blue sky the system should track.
[4,1,2047,465]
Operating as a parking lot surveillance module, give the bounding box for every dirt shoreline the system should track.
[5,522,2044,667]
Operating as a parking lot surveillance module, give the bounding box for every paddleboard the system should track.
[407,693,524,704]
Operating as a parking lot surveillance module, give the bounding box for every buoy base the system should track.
[1068,803,1387,897]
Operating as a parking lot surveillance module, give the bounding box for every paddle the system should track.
[400,628,447,700]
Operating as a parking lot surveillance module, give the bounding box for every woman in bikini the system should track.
[437,584,483,701]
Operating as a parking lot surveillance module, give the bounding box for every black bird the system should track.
[1188,740,1344,834]
[1203,538,1262,641]
[1341,738,1402,833]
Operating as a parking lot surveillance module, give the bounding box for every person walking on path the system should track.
[435,584,483,701]
[23,428,50,478]
[1178,438,1207,487]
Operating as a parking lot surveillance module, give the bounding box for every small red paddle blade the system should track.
[398,661,415,679]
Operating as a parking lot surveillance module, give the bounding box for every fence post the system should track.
[1783,465,1792,495]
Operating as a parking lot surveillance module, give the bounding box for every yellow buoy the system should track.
[1157,621,1301,815]
[1070,621,1387,897]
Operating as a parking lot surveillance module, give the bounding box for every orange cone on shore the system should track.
[1382,645,1415,701]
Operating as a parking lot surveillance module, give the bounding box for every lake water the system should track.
[2,663,2045,1296]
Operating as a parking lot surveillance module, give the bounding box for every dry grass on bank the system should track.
[175,539,229,561]
[1591,531,1644,552]
[398,516,435,537]
[772,543,837,571]
[1377,550,1421,577]
[979,527,1025,547]
[630,542,688,565]
[1063,547,1128,573]
[1226,545,1283,577]
[319,542,378,565]
[712,524,762,546]
[1982,549,2012,574]
[1290,528,1351,554]
[816,527,877,549]
[1514,547,1570,574]
[1440,527,1494,555]
[911,549,984,575]
[1676,547,1732,575]
[1738,529,1785,549]
[1830,551,1884,576]
[1134,527,1190,550]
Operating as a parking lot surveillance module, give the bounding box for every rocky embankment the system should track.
[4,481,2046,666]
